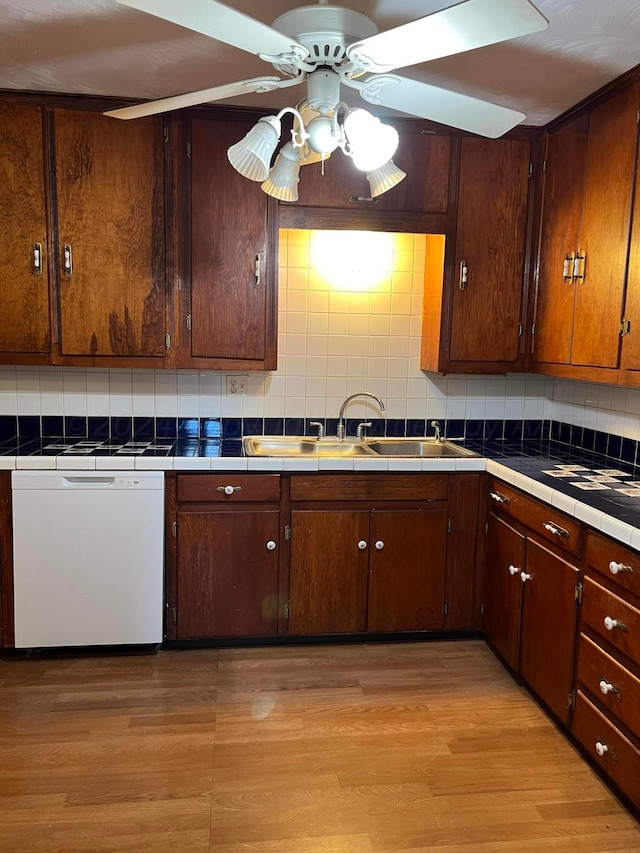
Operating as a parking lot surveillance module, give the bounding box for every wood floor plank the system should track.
[0,640,637,853]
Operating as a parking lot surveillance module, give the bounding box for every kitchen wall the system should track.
[0,226,638,440]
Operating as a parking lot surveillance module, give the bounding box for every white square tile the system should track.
[353,458,389,471]
[135,457,174,470]
[319,458,354,470]
[574,501,604,530]
[210,457,248,471]
[551,491,576,516]
[17,456,56,470]
[55,456,97,470]
[96,456,135,470]
[599,514,635,546]
[387,458,422,472]
[455,458,486,471]
[0,457,16,470]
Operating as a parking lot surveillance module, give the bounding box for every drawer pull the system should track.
[608,560,634,576]
[543,521,569,539]
[490,491,510,505]
[520,571,532,583]
[603,616,628,633]
[357,540,368,550]
[217,485,242,495]
[508,564,520,576]
[599,679,621,698]
[595,740,617,760]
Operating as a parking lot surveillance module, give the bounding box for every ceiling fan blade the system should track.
[344,75,525,138]
[346,0,548,73]
[104,76,289,119]
[116,0,308,61]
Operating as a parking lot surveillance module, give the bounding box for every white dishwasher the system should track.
[11,470,164,648]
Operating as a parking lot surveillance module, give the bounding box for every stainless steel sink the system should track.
[242,436,377,457]
[363,438,477,458]
[242,435,477,458]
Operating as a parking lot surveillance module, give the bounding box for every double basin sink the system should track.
[242,436,477,459]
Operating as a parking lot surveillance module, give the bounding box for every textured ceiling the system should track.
[0,0,639,126]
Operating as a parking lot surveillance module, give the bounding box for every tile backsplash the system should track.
[0,227,639,441]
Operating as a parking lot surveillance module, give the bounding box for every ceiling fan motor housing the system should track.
[272,5,378,70]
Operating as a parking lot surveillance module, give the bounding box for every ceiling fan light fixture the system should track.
[227,115,282,181]
[343,109,399,172]
[366,159,407,198]
[261,142,301,202]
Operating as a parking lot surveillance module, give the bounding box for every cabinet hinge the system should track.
[186,313,192,331]
[165,603,177,624]
[284,524,291,541]
[485,522,489,534]
[186,141,192,158]
[283,601,290,620]
[480,603,485,616]
[172,520,177,538]
[575,582,583,604]
[531,323,536,336]
[572,252,586,284]
[567,690,576,711]
[163,125,169,144]
[518,322,523,338]
[619,318,631,337]
[443,602,448,616]
[542,159,547,172]
[528,162,533,177]
[165,333,171,349]
[447,518,452,534]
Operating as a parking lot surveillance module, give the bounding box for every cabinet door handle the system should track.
[595,740,616,760]
[490,491,510,505]
[508,564,520,576]
[63,243,73,277]
[459,260,468,291]
[254,252,261,286]
[357,540,368,550]
[217,485,242,495]
[266,540,277,551]
[374,540,384,550]
[543,521,569,539]
[603,616,628,632]
[609,560,634,576]
[33,242,43,276]
[599,679,621,698]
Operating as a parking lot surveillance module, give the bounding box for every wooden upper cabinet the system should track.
[449,136,530,365]
[572,84,640,369]
[533,83,640,376]
[622,130,640,382]
[54,110,166,359]
[533,115,588,366]
[188,117,276,369]
[0,104,51,355]
[293,125,450,214]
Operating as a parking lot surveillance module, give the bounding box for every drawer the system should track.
[572,690,640,809]
[290,474,448,503]
[586,529,640,601]
[177,474,280,503]
[487,479,582,557]
[577,633,640,738]
[582,577,640,664]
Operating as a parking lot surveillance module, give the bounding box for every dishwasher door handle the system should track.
[62,477,116,487]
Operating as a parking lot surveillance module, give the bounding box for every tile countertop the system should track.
[1,436,640,552]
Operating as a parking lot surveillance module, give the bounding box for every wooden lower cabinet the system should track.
[289,510,369,635]
[367,509,448,633]
[483,509,580,725]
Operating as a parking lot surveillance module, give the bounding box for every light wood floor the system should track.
[0,640,638,852]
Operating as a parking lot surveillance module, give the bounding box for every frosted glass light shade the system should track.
[261,142,300,202]
[367,159,407,197]
[344,109,399,172]
[227,116,281,181]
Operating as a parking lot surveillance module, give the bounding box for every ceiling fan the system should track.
[106,0,548,200]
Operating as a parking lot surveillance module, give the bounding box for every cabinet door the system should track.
[483,512,525,670]
[519,539,579,725]
[289,509,369,634]
[0,104,51,353]
[190,118,273,363]
[294,128,450,214]
[571,84,640,368]
[621,127,640,379]
[450,137,530,364]
[176,509,279,638]
[367,509,447,632]
[533,115,588,365]
[55,110,166,358]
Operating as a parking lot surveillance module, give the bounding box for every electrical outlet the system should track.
[226,374,248,396]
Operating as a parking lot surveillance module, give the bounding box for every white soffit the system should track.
[0,0,639,125]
